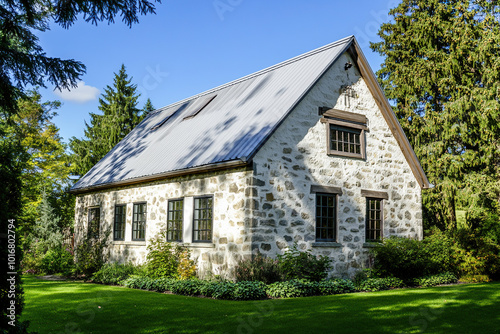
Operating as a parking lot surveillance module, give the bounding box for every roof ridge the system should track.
[151,36,354,115]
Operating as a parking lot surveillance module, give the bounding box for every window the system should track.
[365,198,383,242]
[320,108,367,159]
[132,203,147,241]
[193,196,213,242]
[315,193,337,242]
[88,207,100,239]
[361,189,387,243]
[183,95,217,120]
[167,199,183,242]
[114,205,126,241]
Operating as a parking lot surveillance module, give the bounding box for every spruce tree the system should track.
[70,65,152,177]
[371,0,500,231]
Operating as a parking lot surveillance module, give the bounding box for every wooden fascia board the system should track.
[69,160,250,195]
[352,39,431,189]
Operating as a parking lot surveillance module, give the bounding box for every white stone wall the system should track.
[74,167,254,277]
[74,51,423,279]
[250,51,423,277]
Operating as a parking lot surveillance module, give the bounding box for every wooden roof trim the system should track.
[351,38,431,189]
[322,108,368,124]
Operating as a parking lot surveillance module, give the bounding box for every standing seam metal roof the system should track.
[71,36,354,191]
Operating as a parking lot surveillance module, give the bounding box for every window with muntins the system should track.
[193,196,213,242]
[132,203,146,241]
[88,207,100,239]
[167,199,183,242]
[315,193,337,242]
[366,198,383,242]
[330,125,362,155]
[114,205,126,241]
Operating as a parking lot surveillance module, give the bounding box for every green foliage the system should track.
[318,279,357,295]
[266,279,319,298]
[92,263,142,285]
[371,0,500,231]
[370,236,459,281]
[32,192,63,252]
[234,254,282,284]
[145,236,197,279]
[458,274,491,283]
[40,247,74,277]
[70,65,151,177]
[356,277,405,292]
[177,249,197,280]
[277,244,332,281]
[74,229,110,278]
[413,272,458,287]
[233,281,267,300]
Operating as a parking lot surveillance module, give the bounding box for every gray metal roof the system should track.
[71,36,354,192]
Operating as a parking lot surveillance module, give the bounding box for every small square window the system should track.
[114,205,126,241]
[167,199,184,242]
[132,203,146,241]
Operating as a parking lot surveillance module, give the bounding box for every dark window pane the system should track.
[315,194,336,242]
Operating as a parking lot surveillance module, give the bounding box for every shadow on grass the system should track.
[21,276,500,334]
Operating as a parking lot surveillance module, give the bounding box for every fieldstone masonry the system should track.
[74,51,423,279]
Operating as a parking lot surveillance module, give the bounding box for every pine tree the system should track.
[70,65,152,177]
[371,0,500,231]
[33,192,63,252]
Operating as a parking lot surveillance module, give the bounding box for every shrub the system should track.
[234,254,282,284]
[356,277,405,292]
[170,279,205,296]
[413,272,458,287]
[21,244,44,275]
[92,263,141,285]
[75,229,110,278]
[211,281,237,299]
[145,236,197,279]
[459,274,491,283]
[266,279,319,298]
[318,279,356,295]
[40,247,74,276]
[233,281,267,300]
[277,244,332,281]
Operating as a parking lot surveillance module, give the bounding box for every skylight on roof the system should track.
[183,95,217,120]
[152,102,190,130]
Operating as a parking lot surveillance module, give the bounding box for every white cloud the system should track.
[54,81,100,103]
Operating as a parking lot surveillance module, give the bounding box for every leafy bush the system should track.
[459,274,491,283]
[318,279,356,295]
[75,229,110,278]
[266,279,319,298]
[356,277,405,292]
[233,281,267,300]
[21,244,44,275]
[277,244,332,281]
[92,263,141,285]
[370,236,460,281]
[145,236,197,279]
[170,279,205,296]
[413,272,458,287]
[40,247,74,276]
[234,254,282,284]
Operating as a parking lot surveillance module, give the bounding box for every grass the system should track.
[22,276,500,334]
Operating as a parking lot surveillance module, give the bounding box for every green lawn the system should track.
[22,276,500,334]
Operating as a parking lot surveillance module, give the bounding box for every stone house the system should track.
[70,36,431,278]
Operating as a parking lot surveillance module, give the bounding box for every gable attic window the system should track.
[183,95,217,120]
[320,108,368,159]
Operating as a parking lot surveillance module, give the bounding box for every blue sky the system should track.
[36,0,399,143]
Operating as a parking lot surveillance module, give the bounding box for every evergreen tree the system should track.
[33,192,63,252]
[371,0,500,232]
[70,65,152,176]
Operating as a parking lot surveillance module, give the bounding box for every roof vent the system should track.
[183,95,217,120]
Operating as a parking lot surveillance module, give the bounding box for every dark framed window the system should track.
[132,203,147,241]
[114,205,126,241]
[366,198,383,242]
[330,125,362,155]
[193,196,213,242]
[315,193,337,242]
[321,109,367,159]
[167,199,184,242]
[88,207,100,239]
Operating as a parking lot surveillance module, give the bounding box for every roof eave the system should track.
[69,159,251,195]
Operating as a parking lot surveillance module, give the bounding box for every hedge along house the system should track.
[70,36,431,278]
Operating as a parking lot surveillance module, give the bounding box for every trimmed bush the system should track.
[266,279,319,298]
[413,272,458,287]
[233,281,267,300]
[235,254,282,284]
[40,246,74,276]
[92,263,141,285]
[318,279,357,295]
[356,277,405,292]
[277,244,332,281]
